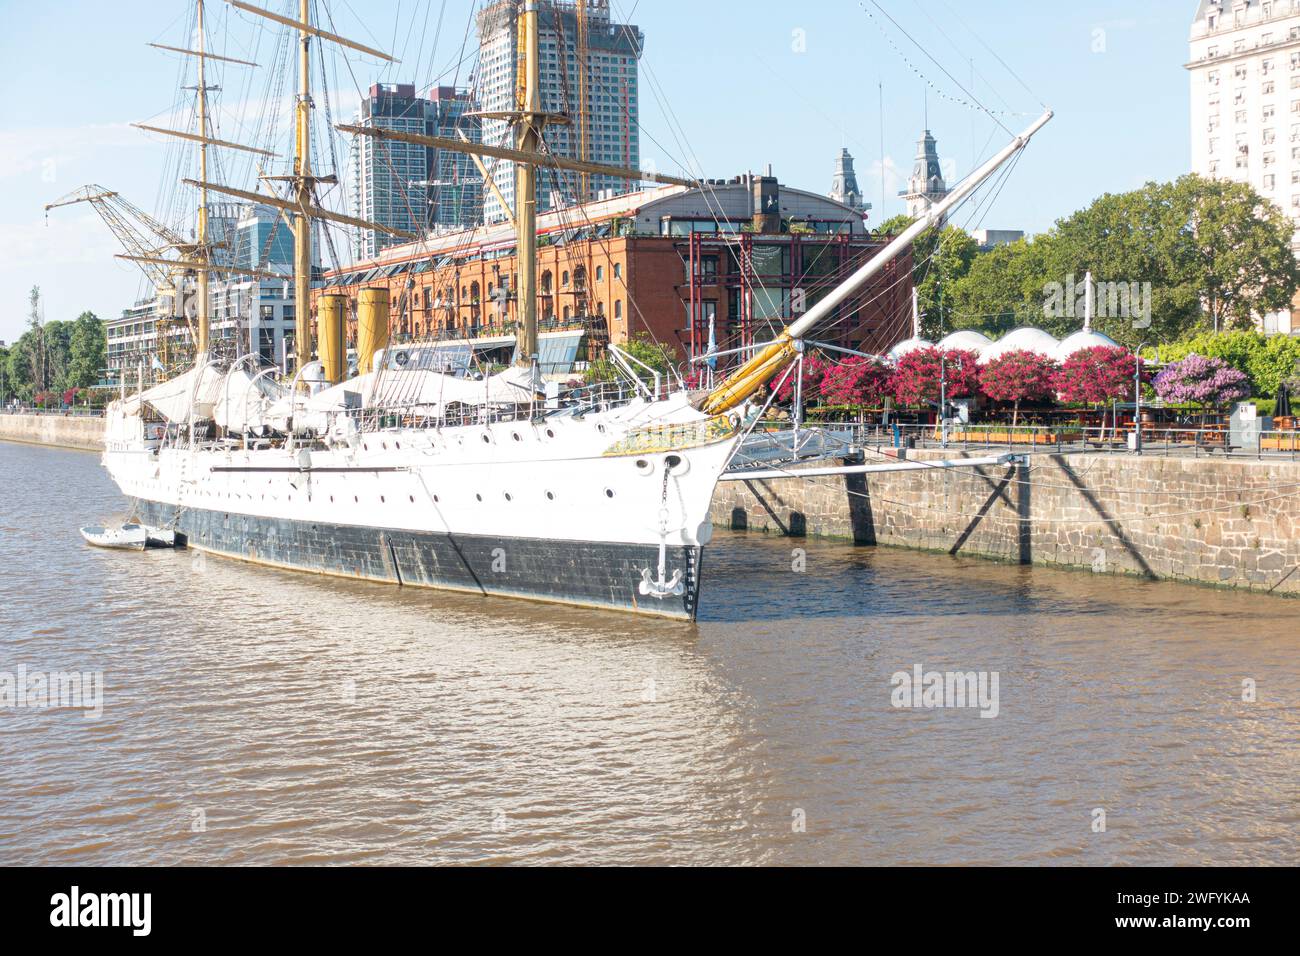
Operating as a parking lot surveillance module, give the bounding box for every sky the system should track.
[0,0,1194,345]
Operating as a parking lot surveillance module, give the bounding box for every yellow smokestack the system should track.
[357,287,390,375]
[317,293,347,385]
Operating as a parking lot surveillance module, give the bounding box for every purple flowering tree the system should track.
[1152,354,1251,407]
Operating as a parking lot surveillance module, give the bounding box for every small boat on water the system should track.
[80,524,177,550]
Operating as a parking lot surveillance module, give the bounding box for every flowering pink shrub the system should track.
[891,347,981,406]
[978,350,1058,424]
[1055,346,1143,405]
[819,356,892,406]
[1153,354,1251,406]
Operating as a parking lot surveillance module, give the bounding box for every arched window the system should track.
[614,299,622,319]
[541,270,553,294]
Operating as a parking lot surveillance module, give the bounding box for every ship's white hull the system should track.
[102,395,740,619]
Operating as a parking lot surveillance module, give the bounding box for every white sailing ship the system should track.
[90,0,1050,619]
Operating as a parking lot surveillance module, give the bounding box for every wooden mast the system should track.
[516,1,542,366]
[222,0,398,378]
[196,0,210,357]
[292,0,312,376]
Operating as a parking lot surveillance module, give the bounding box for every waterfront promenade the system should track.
[0,409,103,451]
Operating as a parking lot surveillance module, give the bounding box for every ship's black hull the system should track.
[135,499,703,620]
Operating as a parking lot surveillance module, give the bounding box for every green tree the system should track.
[875,214,980,337]
[586,334,678,385]
[0,344,10,401]
[6,331,36,400]
[944,175,1299,349]
[947,236,1058,337]
[1183,176,1300,331]
[42,320,72,392]
[66,311,105,390]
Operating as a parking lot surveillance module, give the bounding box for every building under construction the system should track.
[315,173,915,376]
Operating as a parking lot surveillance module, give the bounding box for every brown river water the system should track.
[0,440,1296,865]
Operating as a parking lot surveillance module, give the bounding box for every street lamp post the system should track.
[1134,341,1150,455]
[939,352,947,449]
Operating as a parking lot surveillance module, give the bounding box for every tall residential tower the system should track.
[476,0,644,224]
[351,83,483,260]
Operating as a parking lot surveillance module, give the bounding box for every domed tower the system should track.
[900,128,949,221]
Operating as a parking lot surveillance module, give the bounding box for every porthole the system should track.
[475,493,482,502]
[597,424,606,433]
[381,442,387,450]
[604,488,615,498]
[481,433,491,444]
[363,443,369,451]
[546,428,555,438]
[665,454,689,475]
[353,496,358,503]
[512,432,521,442]
[504,492,513,501]
[395,442,401,450]
[433,494,440,503]
[546,491,555,501]
[635,458,654,476]
[409,495,415,503]
[380,496,386,503]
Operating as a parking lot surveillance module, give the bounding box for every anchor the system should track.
[639,541,685,599]
[638,475,686,600]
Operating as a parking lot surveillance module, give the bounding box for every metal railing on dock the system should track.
[739,421,1300,464]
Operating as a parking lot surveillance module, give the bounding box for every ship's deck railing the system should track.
[345,379,642,434]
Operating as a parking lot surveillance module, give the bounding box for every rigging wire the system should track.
[860,0,1023,131]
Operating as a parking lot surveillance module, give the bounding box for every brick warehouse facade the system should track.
[314,177,915,372]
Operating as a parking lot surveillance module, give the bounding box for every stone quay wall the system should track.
[0,413,103,452]
[711,449,1300,596]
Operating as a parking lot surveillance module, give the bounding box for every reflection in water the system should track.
[1,441,1296,865]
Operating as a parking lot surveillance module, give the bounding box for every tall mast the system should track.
[196,0,210,357]
[293,0,312,376]
[515,1,541,366]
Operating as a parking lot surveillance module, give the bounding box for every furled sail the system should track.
[213,366,287,433]
[137,366,225,422]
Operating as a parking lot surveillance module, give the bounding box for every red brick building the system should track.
[315,175,914,373]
